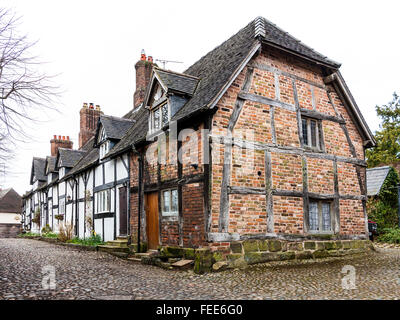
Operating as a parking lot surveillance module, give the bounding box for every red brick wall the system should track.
[182,182,206,247]
[210,46,367,239]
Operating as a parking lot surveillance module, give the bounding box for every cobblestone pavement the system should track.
[1,238,400,300]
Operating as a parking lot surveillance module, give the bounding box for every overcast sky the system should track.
[1,0,399,195]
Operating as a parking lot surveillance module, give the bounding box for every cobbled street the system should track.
[1,238,400,300]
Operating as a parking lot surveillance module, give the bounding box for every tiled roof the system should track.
[0,188,21,213]
[154,68,199,96]
[45,156,57,173]
[98,115,135,141]
[367,166,391,196]
[31,157,46,184]
[57,148,87,168]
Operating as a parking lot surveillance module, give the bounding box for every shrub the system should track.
[67,234,104,246]
[377,228,400,244]
[54,214,64,221]
[42,232,58,239]
[41,224,52,234]
[32,208,40,224]
[18,232,40,238]
[367,167,400,231]
[58,223,74,242]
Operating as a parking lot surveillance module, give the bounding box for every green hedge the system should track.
[377,228,400,244]
[367,167,400,231]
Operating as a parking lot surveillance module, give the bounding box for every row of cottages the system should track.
[23,17,376,254]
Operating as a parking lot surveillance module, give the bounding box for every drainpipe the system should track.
[134,148,143,254]
[74,177,79,237]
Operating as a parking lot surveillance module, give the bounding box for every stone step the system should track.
[127,257,142,263]
[134,250,159,258]
[98,245,130,253]
[171,259,194,269]
[117,236,129,241]
[106,240,129,248]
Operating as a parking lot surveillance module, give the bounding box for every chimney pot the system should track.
[140,49,146,61]
[148,56,153,63]
[89,103,94,109]
[95,105,100,111]
[83,102,88,108]
[50,134,73,156]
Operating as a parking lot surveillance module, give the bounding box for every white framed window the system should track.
[309,201,332,233]
[59,167,66,179]
[97,189,111,213]
[150,102,169,133]
[99,141,110,159]
[302,117,323,151]
[162,189,178,217]
[59,198,65,214]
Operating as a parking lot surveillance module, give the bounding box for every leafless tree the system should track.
[0,8,59,164]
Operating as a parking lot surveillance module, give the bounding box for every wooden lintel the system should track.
[238,91,296,112]
[300,108,346,124]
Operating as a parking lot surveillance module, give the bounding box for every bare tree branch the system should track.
[0,8,60,170]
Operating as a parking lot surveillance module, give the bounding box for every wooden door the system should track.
[145,192,159,250]
[119,187,128,236]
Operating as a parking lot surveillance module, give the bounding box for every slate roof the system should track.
[57,148,87,169]
[104,105,148,158]
[154,68,199,96]
[107,17,342,158]
[31,157,46,184]
[63,147,99,179]
[45,156,57,174]
[367,166,391,196]
[97,115,135,141]
[0,188,22,213]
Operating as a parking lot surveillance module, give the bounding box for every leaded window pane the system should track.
[311,120,317,147]
[171,189,178,212]
[302,119,308,146]
[309,202,319,231]
[163,190,170,213]
[154,108,160,130]
[322,203,331,231]
[161,103,169,126]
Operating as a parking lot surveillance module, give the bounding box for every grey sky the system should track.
[1,0,399,195]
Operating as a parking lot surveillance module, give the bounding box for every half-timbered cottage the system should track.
[22,17,375,268]
[105,17,375,257]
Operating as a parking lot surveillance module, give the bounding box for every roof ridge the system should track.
[154,67,200,80]
[58,148,86,153]
[367,166,392,171]
[254,16,340,67]
[101,114,136,122]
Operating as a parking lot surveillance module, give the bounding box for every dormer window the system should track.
[150,102,169,133]
[59,167,66,178]
[99,141,110,159]
[100,127,106,141]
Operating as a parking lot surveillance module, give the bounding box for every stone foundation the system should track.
[158,239,373,274]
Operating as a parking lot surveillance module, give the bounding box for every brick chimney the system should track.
[50,135,73,157]
[133,50,154,108]
[78,102,103,148]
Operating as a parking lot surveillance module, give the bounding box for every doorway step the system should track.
[98,236,130,257]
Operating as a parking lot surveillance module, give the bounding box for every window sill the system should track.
[303,146,324,153]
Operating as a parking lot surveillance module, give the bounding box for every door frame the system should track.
[118,186,128,236]
[145,191,160,250]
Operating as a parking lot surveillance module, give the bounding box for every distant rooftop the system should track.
[367,166,392,196]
